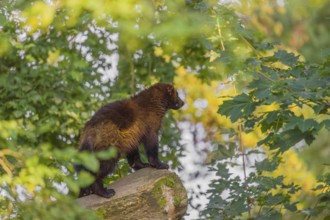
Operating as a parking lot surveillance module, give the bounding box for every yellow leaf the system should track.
[205,50,220,62]
[22,1,56,33]
[241,131,261,148]
[274,22,283,36]
[289,104,315,119]
[154,46,163,57]
[162,54,171,63]
[26,183,36,194]
[47,49,61,66]
[273,150,318,193]
[254,102,281,115]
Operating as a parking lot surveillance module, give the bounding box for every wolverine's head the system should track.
[154,83,184,110]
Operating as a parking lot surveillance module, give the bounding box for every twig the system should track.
[0,159,12,177]
[240,35,259,56]
[0,149,22,157]
[256,70,274,82]
[238,123,247,181]
[216,18,225,51]
[257,205,263,217]
[238,121,250,218]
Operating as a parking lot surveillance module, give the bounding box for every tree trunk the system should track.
[77,168,188,220]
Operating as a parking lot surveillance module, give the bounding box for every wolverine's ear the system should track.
[166,85,175,95]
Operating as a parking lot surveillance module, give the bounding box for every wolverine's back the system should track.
[80,99,147,152]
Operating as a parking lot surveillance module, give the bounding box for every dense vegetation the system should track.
[0,0,329,219]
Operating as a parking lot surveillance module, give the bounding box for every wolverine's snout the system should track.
[173,97,184,110]
[177,98,184,108]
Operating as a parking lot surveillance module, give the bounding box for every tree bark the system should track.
[78,168,188,220]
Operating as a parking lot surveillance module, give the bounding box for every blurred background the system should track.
[0,0,329,219]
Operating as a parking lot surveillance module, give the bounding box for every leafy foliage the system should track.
[204,9,330,220]
[0,0,329,219]
[0,0,209,218]
[219,50,329,152]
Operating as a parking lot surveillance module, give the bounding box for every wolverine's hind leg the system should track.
[78,186,93,198]
[92,159,117,198]
[76,139,95,197]
[127,148,150,170]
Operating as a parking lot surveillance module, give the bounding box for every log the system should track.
[77,168,188,220]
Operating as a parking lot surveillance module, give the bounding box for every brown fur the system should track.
[77,83,184,198]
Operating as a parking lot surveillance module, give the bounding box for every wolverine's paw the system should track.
[132,162,150,171]
[151,162,169,170]
[78,187,94,198]
[95,188,115,198]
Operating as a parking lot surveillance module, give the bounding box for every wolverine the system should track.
[76,83,184,198]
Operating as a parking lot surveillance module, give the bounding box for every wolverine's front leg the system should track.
[143,133,169,170]
[126,148,150,170]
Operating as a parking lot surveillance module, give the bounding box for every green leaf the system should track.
[274,128,306,152]
[206,144,235,162]
[255,158,279,172]
[96,147,118,160]
[218,93,257,122]
[13,110,24,118]
[248,77,272,101]
[257,132,275,147]
[321,119,330,131]
[264,111,280,124]
[216,163,231,179]
[267,211,282,220]
[0,13,6,24]
[78,153,100,173]
[265,194,286,206]
[319,194,330,203]
[273,50,299,66]
[254,176,284,191]
[321,48,330,59]
[255,42,275,51]
[64,177,80,194]
[77,171,95,188]
[69,71,83,81]
[284,202,298,212]
[225,197,249,216]
[285,117,318,133]
[312,105,326,114]
[260,110,288,133]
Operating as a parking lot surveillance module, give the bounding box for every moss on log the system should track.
[78,168,188,220]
